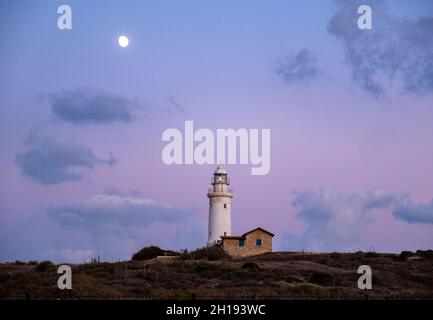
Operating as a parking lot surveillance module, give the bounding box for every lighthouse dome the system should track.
[214,165,227,175]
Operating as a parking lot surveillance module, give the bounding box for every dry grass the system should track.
[1,251,433,300]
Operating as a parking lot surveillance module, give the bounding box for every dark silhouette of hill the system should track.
[1,250,432,300]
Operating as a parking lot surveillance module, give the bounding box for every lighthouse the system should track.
[207,166,233,244]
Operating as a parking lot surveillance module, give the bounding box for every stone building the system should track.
[220,227,274,258]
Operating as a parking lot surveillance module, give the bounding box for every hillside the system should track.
[1,251,433,300]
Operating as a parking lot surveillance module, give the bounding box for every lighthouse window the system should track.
[224,204,227,209]
[256,239,262,246]
[239,239,245,247]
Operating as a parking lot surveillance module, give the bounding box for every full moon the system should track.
[118,35,129,48]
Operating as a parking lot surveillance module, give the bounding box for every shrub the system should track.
[194,261,251,281]
[180,245,229,261]
[232,268,252,279]
[241,262,260,272]
[179,250,192,260]
[194,261,227,279]
[152,288,195,300]
[132,246,164,261]
[11,272,45,289]
[309,272,335,286]
[72,273,121,297]
[27,261,38,266]
[416,250,433,260]
[288,283,328,297]
[372,272,383,285]
[355,251,364,257]
[330,252,341,260]
[195,261,220,273]
[398,251,415,261]
[35,261,55,272]
[174,289,196,300]
[365,251,379,258]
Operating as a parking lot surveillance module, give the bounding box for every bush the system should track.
[180,246,229,261]
[330,252,341,260]
[309,272,335,286]
[194,261,227,279]
[152,288,196,300]
[416,250,433,260]
[195,261,220,273]
[372,272,383,285]
[72,273,121,297]
[11,272,45,289]
[231,268,252,279]
[398,251,415,261]
[288,283,328,297]
[35,260,55,272]
[365,251,379,258]
[194,261,252,281]
[241,262,260,272]
[132,246,164,261]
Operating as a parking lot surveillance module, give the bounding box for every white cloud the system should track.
[328,0,433,97]
[393,198,433,224]
[48,193,186,228]
[43,249,96,263]
[46,191,200,261]
[282,188,399,251]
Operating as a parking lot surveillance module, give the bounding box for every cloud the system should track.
[43,249,96,263]
[15,128,115,184]
[393,198,433,224]
[48,87,139,124]
[48,193,188,228]
[282,188,398,251]
[275,49,322,84]
[166,95,188,115]
[47,191,199,261]
[328,0,433,97]
[0,189,203,263]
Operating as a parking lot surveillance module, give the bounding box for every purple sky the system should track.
[1,0,433,262]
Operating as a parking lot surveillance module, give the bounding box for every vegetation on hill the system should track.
[131,246,178,261]
[179,245,230,261]
[1,250,433,300]
[35,261,55,273]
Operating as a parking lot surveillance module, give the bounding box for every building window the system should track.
[224,204,227,209]
[256,239,262,246]
[239,239,245,247]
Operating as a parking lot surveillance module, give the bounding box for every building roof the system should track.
[220,227,275,240]
[242,227,274,237]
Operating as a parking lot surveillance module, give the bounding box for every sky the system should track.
[0,0,433,263]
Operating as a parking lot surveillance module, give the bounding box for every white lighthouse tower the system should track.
[207,166,233,244]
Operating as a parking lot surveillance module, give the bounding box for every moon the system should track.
[118,35,129,48]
